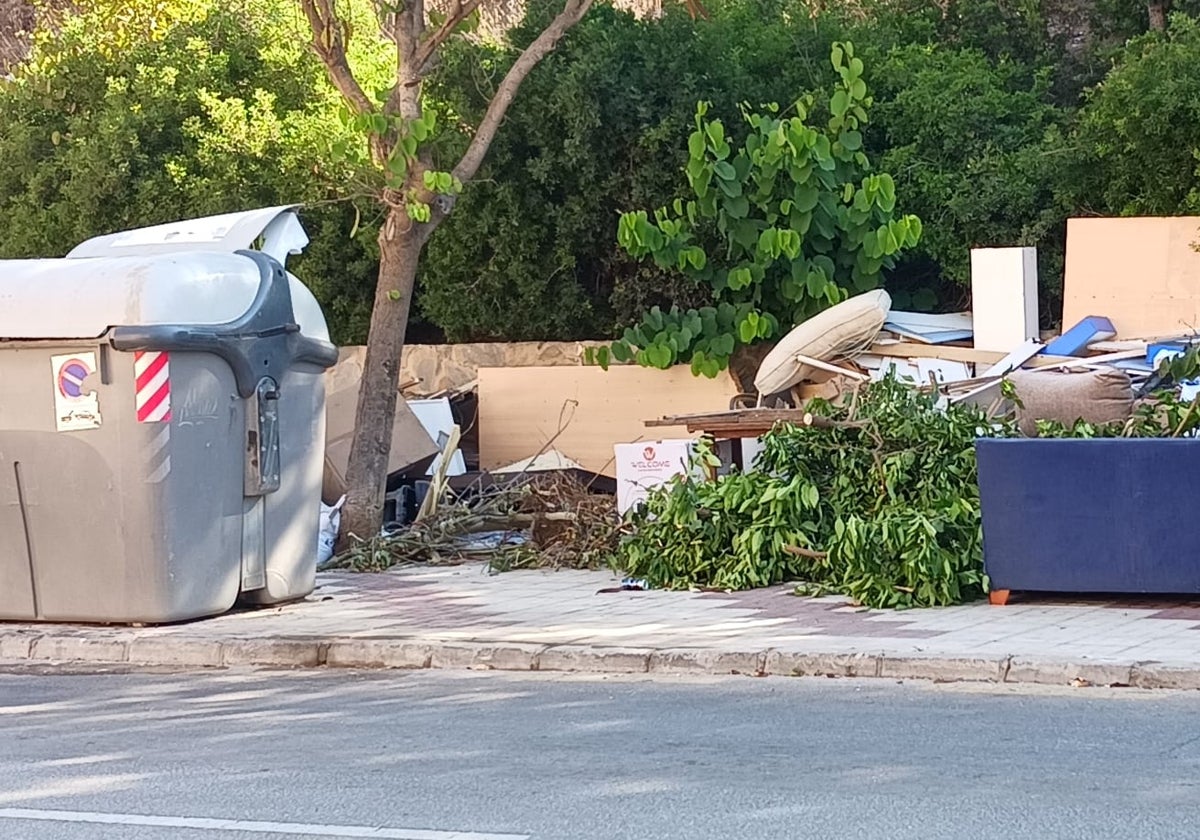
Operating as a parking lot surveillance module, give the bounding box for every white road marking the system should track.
[0,808,530,840]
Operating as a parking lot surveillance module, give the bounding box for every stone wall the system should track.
[398,340,605,395]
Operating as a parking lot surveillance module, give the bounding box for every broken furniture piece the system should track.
[755,289,891,396]
[977,438,1200,603]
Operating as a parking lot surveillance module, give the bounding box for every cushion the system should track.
[754,289,891,395]
[1006,368,1135,436]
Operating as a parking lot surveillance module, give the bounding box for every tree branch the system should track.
[300,0,375,115]
[451,0,594,185]
[412,0,484,77]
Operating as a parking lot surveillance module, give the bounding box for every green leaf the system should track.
[713,161,736,180]
[830,90,849,118]
[793,184,820,213]
[688,130,706,158]
[806,269,825,298]
[706,121,726,148]
[840,130,862,151]
[646,343,673,369]
[738,318,756,343]
[724,195,750,219]
[801,484,819,508]
[757,228,778,259]
[717,177,743,199]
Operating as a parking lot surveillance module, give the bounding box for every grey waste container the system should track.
[0,207,338,623]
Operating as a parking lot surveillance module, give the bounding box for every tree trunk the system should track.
[1147,0,1168,30]
[337,209,428,547]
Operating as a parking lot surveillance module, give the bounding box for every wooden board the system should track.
[645,408,850,437]
[1063,216,1200,340]
[868,341,1075,368]
[478,365,740,478]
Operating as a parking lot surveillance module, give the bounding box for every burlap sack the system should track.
[1006,368,1134,436]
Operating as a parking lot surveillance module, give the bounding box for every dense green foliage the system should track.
[1064,14,1200,217]
[1,0,1197,344]
[617,379,1008,607]
[606,44,922,376]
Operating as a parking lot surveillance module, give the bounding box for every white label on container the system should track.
[51,352,102,432]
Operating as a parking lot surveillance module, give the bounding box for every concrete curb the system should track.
[0,629,1196,689]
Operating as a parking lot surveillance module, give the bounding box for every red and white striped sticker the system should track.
[133,351,172,423]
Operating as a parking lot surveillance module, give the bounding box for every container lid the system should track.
[0,251,275,339]
[0,207,326,342]
[66,205,308,265]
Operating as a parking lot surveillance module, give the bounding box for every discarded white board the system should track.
[981,340,1045,378]
[866,356,973,386]
[883,310,973,344]
[409,398,467,477]
[971,247,1040,352]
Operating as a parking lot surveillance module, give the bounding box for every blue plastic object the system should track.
[1043,316,1116,357]
[976,438,1200,595]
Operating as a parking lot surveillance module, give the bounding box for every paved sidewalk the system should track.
[4,563,1200,688]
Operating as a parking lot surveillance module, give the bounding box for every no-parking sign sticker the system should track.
[50,352,102,432]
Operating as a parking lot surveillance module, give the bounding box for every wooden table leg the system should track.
[988,589,1011,606]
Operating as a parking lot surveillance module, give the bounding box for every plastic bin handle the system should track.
[109,250,338,398]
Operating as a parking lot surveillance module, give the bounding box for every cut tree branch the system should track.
[299,0,375,116]
[452,0,595,184]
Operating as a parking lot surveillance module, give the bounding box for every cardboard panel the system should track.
[478,365,740,478]
[323,348,438,503]
[1063,217,1200,340]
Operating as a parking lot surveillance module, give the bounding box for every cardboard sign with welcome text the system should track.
[614,440,696,515]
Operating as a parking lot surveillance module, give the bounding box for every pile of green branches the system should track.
[616,378,1016,608]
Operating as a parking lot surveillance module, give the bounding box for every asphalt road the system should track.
[0,668,1198,840]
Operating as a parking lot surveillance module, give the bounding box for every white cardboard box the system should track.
[615,440,694,515]
[970,247,1039,352]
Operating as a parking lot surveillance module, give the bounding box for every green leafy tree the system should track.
[417,0,840,341]
[868,45,1068,297]
[296,0,707,544]
[606,42,920,377]
[1065,13,1200,217]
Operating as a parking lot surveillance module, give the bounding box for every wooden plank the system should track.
[794,354,870,381]
[646,409,809,428]
[1062,216,1200,340]
[647,410,859,437]
[478,365,739,478]
[1031,349,1147,370]
[869,342,1007,365]
[1088,340,1150,353]
[869,340,1079,369]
